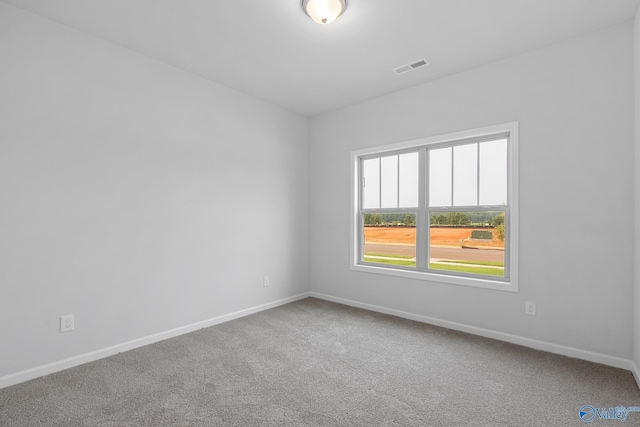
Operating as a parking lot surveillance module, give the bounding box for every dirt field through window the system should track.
[363,227,504,248]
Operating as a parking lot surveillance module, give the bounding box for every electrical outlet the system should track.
[60,314,74,332]
[263,276,270,287]
[525,301,536,316]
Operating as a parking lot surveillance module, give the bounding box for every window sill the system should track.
[351,263,518,292]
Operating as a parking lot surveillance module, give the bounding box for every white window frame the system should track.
[350,122,519,292]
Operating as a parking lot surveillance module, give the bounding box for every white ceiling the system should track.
[3,0,639,116]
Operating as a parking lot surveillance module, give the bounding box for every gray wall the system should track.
[0,3,309,378]
[635,8,640,376]
[309,23,635,360]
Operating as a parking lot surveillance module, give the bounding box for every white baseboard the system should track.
[633,362,640,390]
[4,291,636,391]
[310,292,637,373]
[0,292,311,390]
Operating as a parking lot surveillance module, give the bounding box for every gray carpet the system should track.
[1,298,639,426]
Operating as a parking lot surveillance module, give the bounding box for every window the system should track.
[350,122,518,292]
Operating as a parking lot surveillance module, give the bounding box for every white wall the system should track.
[634,7,640,376]
[309,23,635,360]
[0,3,309,379]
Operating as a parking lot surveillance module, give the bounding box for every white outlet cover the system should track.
[60,314,74,332]
[525,301,536,316]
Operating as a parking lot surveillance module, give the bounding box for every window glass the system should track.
[380,156,399,208]
[453,144,478,206]
[429,147,452,207]
[398,152,419,208]
[429,211,505,278]
[363,212,416,268]
[479,139,508,205]
[362,158,380,209]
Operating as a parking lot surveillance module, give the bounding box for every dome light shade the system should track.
[302,0,347,25]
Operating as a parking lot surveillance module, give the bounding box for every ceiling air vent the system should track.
[393,58,430,75]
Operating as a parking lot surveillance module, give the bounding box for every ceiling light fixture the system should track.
[302,0,347,25]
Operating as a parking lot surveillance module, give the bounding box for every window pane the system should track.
[399,152,419,208]
[363,213,416,268]
[429,147,452,207]
[453,144,478,206]
[380,155,398,208]
[479,139,508,205]
[363,158,380,209]
[429,211,505,277]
